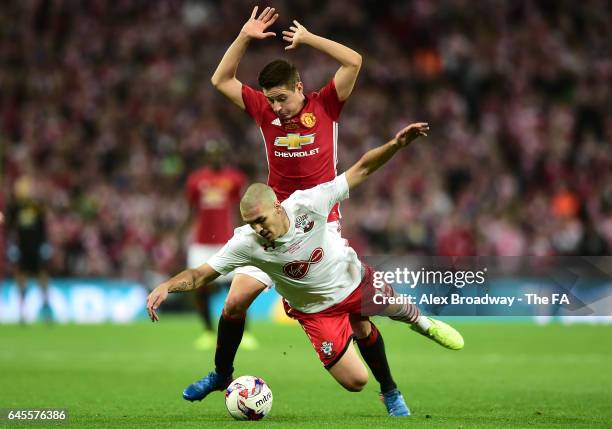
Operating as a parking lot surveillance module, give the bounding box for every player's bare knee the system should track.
[341,375,368,392]
[223,296,248,317]
[227,275,266,313]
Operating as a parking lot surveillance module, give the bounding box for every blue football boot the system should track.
[381,389,411,416]
[182,371,232,402]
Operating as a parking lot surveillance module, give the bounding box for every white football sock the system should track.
[415,316,432,332]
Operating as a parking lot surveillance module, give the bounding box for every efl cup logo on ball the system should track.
[225,376,273,420]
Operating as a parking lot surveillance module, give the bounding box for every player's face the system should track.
[242,202,285,242]
[263,82,305,119]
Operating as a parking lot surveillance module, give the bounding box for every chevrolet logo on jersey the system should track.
[274,133,315,149]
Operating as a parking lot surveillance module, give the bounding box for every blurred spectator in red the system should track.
[184,140,246,349]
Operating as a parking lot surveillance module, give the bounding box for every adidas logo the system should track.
[271,118,281,126]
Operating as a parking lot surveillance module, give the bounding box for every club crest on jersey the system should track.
[320,341,334,357]
[274,133,315,150]
[295,214,314,233]
[300,112,317,128]
[283,247,324,279]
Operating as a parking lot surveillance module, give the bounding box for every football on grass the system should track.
[225,376,273,420]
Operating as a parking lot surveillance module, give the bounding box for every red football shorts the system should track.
[282,264,395,369]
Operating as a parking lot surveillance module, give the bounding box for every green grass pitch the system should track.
[1,317,611,428]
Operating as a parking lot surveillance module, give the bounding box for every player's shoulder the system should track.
[232,224,255,239]
[231,225,275,255]
[304,82,340,119]
[306,88,325,106]
[283,190,312,211]
[227,225,258,248]
[308,79,335,99]
[242,83,265,97]
[283,186,329,217]
[242,84,272,110]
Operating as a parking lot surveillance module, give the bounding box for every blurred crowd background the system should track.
[1,0,611,282]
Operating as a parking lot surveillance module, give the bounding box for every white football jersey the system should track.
[208,173,362,313]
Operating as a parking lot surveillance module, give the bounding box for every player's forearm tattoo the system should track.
[169,269,202,292]
[190,270,200,289]
[171,280,194,292]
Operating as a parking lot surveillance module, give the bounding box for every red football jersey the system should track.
[186,167,246,244]
[241,79,345,222]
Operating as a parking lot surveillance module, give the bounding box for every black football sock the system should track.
[356,322,397,394]
[214,310,246,379]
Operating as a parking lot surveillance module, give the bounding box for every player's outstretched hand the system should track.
[146,284,169,322]
[241,6,279,40]
[282,20,311,50]
[395,123,429,147]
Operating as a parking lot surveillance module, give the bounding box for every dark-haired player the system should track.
[183,5,364,404]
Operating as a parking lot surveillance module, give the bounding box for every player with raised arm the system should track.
[148,123,465,417]
[190,5,363,402]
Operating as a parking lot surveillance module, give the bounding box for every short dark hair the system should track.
[258,60,301,90]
